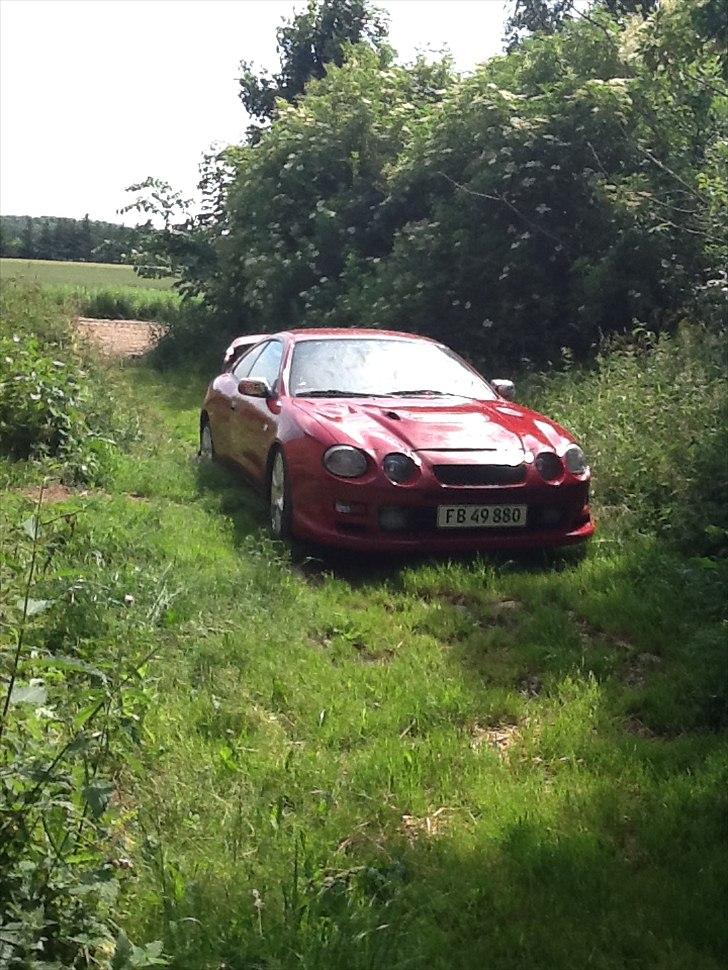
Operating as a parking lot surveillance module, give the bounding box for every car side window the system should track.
[247,340,283,390]
[232,343,268,380]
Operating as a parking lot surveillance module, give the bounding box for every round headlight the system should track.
[565,445,587,475]
[323,445,368,478]
[383,452,417,484]
[535,451,563,481]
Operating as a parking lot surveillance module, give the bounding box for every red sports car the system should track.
[200,329,595,552]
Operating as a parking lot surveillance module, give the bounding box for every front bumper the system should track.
[290,467,595,553]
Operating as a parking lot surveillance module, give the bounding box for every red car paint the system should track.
[201,329,595,552]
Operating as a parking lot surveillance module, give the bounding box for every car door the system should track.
[229,340,284,483]
[211,344,268,459]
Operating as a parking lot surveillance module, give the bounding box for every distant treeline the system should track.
[0,214,141,264]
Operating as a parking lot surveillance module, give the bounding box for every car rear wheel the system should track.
[199,417,215,460]
[269,448,293,539]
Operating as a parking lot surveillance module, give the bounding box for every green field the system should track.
[0,257,175,290]
[0,257,182,323]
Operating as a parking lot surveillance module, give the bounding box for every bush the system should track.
[0,499,166,968]
[0,282,137,483]
[131,0,727,367]
[522,325,728,555]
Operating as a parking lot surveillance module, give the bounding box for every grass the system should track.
[0,258,182,324]
[2,352,726,969]
[0,257,174,290]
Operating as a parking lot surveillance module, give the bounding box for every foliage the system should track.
[0,283,137,483]
[239,0,390,133]
[57,287,183,327]
[320,0,726,362]
[523,324,728,556]
[503,0,657,51]
[0,492,167,968]
[216,48,455,333]
[130,0,726,367]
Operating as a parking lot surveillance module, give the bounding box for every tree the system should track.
[504,0,657,50]
[37,220,53,260]
[238,0,390,134]
[80,214,93,261]
[126,0,726,363]
[19,218,34,259]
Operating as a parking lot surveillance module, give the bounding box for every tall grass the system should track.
[522,325,728,555]
[1,257,183,324]
[45,284,184,324]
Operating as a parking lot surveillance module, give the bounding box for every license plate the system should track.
[436,504,527,529]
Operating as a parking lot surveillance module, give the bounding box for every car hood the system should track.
[292,397,573,459]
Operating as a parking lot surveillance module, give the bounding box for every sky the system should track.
[0,0,508,224]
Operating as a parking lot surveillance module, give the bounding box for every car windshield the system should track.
[289,338,495,400]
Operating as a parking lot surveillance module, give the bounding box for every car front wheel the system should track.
[269,448,293,539]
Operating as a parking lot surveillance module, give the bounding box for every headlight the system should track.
[383,452,417,484]
[564,445,587,475]
[323,445,368,478]
[535,451,563,481]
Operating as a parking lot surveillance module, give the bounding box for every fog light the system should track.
[379,507,409,531]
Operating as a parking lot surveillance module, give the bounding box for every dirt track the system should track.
[76,318,164,358]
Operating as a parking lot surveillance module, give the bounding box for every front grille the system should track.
[433,464,527,486]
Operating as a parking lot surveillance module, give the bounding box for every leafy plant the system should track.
[0,282,138,483]
[0,488,166,968]
[522,324,728,555]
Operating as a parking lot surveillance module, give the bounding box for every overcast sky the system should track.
[0,0,508,224]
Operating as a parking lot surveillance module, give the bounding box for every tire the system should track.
[268,448,293,539]
[199,416,215,461]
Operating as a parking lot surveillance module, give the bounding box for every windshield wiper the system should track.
[386,389,450,397]
[295,389,374,398]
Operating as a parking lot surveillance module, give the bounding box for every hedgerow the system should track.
[128,0,726,367]
[0,282,138,484]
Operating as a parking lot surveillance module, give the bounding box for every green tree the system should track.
[80,213,93,260]
[217,49,454,329]
[504,0,657,50]
[239,0,390,134]
[19,217,34,259]
[126,0,727,364]
[37,219,53,260]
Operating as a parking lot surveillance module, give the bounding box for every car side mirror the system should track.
[491,379,515,401]
[238,378,273,399]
